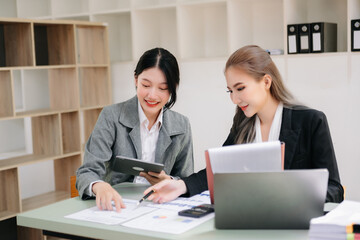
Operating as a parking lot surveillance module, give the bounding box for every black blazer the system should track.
[183,107,344,203]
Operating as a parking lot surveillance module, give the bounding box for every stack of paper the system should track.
[309,200,360,240]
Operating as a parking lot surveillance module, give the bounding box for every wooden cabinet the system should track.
[0,18,111,221]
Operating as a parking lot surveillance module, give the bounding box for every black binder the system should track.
[298,23,311,53]
[311,22,337,53]
[351,19,360,52]
[287,24,299,54]
[0,24,6,67]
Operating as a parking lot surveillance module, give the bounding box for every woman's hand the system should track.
[139,170,171,185]
[143,179,187,204]
[92,182,126,212]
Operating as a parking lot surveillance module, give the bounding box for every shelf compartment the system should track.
[76,25,108,65]
[0,21,33,67]
[54,154,82,194]
[92,12,133,62]
[228,0,284,53]
[79,67,110,108]
[0,71,13,118]
[34,23,76,66]
[61,112,81,154]
[132,7,178,60]
[82,108,102,145]
[284,0,347,52]
[48,68,79,110]
[13,68,78,114]
[13,69,49,113]
[51,0,89,17]
[0,168,20,221]
[16,0,51,18]
[0,118,32,161]
[178,1,228,59]
[89,0,131,13]
[32,114,61,156]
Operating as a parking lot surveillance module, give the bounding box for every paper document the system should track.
[123,208,214,234]
[65,199,155,225]
[65,191,213,234]
[146,191,211,211]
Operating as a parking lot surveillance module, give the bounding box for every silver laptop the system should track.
[213,169,329,229]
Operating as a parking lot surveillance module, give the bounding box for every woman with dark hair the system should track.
[76,48,194,212]
[144,45,344,204]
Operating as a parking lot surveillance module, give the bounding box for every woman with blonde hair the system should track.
[144,45,344,203]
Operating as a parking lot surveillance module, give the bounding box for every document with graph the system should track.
[64,191,214,234]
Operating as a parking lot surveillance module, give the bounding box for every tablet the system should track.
[114,155,164,176]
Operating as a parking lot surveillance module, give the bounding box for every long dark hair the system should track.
[134,48,179,109]
[225,45,295,144]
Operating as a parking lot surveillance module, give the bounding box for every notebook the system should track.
[205,141,284,203]
[213,169,329,229]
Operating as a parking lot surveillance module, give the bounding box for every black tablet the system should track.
[114,155,164,176]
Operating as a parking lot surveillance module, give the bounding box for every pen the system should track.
[137,189,155,205]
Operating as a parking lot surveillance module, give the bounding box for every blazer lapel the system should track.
[119,96,142,159]
[279,107,301,169]
[155,127,172,164]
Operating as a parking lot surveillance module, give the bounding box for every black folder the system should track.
[287,24,299,54]
[351,19,360,52]
[311,22,337,53]
[298,23,311,53]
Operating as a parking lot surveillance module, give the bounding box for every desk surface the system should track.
[17,183,330,240]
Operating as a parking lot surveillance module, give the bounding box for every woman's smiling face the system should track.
[225,67,269,118]
[135,67,170,120]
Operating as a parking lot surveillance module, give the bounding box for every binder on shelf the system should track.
[0,24,6,67]
[351,19,360,52]
[311,22,337,53]
[298,23,311,53]
[287,24,299,54]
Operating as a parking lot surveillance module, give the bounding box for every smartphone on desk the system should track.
[178,204,214,218]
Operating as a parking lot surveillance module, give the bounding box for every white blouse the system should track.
[254,102,283,143]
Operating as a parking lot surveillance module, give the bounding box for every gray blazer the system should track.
[76,96,194,199]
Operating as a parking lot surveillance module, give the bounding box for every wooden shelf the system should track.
[82,108,103,144]
[0,71,13,118]
[61,112,81,154]
[0,168,20,220]
[34,23,76,66]
[0,152,81,171]
[54,155,82,192]
[0,17,110,222]
[22,190,69,212]
[79,67,111,107]
[0,21,33,67]
[76,25,108,65]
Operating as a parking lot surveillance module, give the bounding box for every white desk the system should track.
[17,183,331,240]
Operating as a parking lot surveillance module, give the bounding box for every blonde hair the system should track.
[225,45,294,144]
